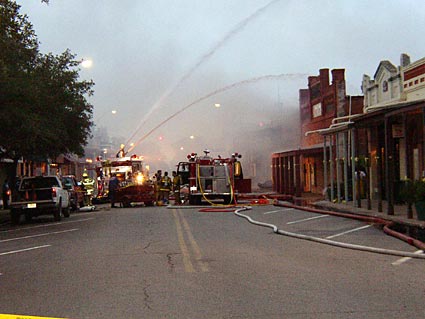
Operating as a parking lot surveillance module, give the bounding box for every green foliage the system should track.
[399,179,425,204]
[0,0,94,160]
[413,180,425,202]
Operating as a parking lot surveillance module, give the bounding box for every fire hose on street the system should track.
[167,191,425,259]
[233,205,425,260]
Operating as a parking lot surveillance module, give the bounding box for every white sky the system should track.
[18,0,425,171]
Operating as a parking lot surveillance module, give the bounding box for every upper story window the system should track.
[382,80,388,92]
[312,102,322,118]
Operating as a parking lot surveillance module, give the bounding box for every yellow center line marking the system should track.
[0,314,68,319]
[178,210,209,272]
[172,210,195,273]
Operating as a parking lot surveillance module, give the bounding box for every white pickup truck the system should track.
[10,175,70,224]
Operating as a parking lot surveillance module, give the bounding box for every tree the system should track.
[0,0,94,168]
[30,49,94,158]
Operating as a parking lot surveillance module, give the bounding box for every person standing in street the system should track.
[108,173,119,208]
[155,170,162,205]
[160,171,171,205]
[172,171,182,205]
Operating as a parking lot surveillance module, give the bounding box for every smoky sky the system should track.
[18,0,425,173]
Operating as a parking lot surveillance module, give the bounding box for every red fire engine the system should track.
[95,154,155,207]
[177,150,249,205]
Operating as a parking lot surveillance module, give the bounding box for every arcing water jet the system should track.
[124,0,283,148]
[126,73,305,153]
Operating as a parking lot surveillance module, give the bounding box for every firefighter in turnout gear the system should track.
[172,171,182,205]
[82,170,95,206]
[160,171,171,204]
[154,170,162,205]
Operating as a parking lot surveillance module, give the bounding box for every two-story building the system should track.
[353,53,425,215]
[273,53,425,220]
[272,68,363,199]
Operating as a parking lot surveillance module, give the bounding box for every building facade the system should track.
[272,68,363,198]
[355,54,425,215]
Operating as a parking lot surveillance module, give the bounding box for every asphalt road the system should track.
[0,204,424,319]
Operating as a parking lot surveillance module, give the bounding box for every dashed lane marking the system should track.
[392,250,424,266]
[0,218,94,234]
[326,224,373,239]
[263,208,294,215]
[0,229,78,243]
[0,245,51,256]
[286,214,329,224]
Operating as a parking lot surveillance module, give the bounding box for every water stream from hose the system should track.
[124,0,283,148]
[127,73,304,153]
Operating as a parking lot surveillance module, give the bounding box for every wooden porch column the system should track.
[329,135,335,201]
[295,151,302,197]
[351,128,357,207]
[385,117,395,215]
[323,135,328,199]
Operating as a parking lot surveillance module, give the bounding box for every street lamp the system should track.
[97,109,117,122]
[81,58,93,69]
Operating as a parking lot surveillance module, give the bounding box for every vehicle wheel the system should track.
[189,195,201,205]
[70,200,78,211]
[10,209,21,225]
[25,212,33,223]
[122,197,131,208]
[54,199,62,221]
[63,206,71,218]
[223,195,233,205]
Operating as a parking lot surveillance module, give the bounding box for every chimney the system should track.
[319,69,330,87]
[331,69,345,83]
[400,53,411,67]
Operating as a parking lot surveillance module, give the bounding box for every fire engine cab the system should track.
[99,155,147,185]
[177,150,246,205]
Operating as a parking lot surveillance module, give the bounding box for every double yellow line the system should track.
[0,314,67,319]
[172,209,209,273]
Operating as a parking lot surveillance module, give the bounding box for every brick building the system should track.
[272,68,363,197]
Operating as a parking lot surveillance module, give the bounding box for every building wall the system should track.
[360,53,425,203]
[301,69,347,148]
[362,60,401,111]
[274,68,364,196]
[402,57,425,101]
